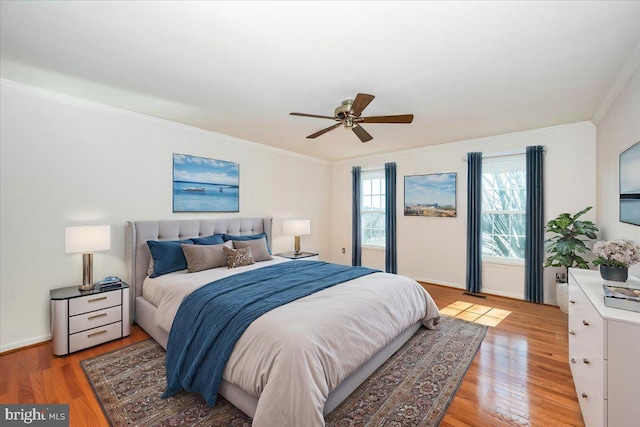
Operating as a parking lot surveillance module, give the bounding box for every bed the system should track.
[127,218,440,426]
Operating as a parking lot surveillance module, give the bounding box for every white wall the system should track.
[2,75,619,353]
[596,66,640,277]
[331,122,597,303]
[0,81,331,352]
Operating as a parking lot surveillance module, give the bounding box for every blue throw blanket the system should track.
[162,261,378,405]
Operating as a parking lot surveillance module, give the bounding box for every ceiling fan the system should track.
[290,93,414,143]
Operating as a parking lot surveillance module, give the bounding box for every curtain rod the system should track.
[462,146,546,161]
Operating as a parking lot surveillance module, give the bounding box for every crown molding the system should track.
[333,120,595,166]
[592,40,640,124]
[1,79,330,165]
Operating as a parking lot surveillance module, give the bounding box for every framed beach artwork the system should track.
[404,172,457,217]
[173,153,239,213]
[620,141,640,226]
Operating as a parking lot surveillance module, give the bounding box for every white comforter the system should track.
[143,259,440,427]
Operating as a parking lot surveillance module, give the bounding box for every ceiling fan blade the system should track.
[352,125,373,143]
[290,112,336,120]
[361,114,414,124]
[351,93,375,117]
[307,123,342,139]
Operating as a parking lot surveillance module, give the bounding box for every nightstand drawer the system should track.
[51,283,130,356]
[69,321,122,353]
[69,290,121,316]
[69,305,122,334]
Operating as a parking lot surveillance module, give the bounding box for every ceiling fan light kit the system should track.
[290,93,413,143]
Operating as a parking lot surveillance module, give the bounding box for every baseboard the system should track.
[0,334,51,355]
[418,280,560,308]
[413,277,465,289]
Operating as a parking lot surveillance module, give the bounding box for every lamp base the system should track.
[294,235,301,255]
[80,252,94,291]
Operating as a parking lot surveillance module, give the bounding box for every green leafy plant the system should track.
[544,206,599,281]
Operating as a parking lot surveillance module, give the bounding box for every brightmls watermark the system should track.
[1,405,69,426]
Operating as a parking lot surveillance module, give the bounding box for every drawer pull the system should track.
[88,313,108,320]
[581,393,588,399]
[583,358,590,365]
[569,300,575,304]
[571,358,576,364]
[582,320,589,326]
[88,296,108,303]
[569,330,576,336]
[87,330,107,338]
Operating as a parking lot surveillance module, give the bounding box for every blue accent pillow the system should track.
[147,239,194,278]
[222,232,271,254]
[191,233,225,245]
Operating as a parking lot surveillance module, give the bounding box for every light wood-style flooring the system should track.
[0,283,584,426]
[424,284,584,427]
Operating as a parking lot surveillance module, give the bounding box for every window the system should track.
[361,170,385,248]
[482,155,526,261]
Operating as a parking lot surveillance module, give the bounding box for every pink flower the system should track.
[593,240,640,268]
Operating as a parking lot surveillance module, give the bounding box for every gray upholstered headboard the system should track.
[126,218,272,302]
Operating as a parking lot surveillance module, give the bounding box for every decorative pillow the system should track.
[181,242,232,273]
[232,237,273,262]
[223,246,255,269]
[147,258,155,277]
[191,233,225,245]
[222,232,271,254]
[147,239,193,278]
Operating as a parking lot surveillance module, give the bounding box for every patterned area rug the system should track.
[81,316,486,426]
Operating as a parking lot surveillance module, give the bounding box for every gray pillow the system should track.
[148,257,155,277]
[181,241,232,273]
[232,237,273,262]
[223,246,255,269]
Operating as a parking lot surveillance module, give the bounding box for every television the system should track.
[620,141,640,226]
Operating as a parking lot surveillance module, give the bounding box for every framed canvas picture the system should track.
[173,153,239,212]
[404,172,457,217]
[620,141,640,226]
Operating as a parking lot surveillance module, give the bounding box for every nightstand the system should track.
[276,251,319,261]
[50,283,130,356]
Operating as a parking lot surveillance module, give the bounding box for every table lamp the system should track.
[283,219,311,255]
[65,225,111,290]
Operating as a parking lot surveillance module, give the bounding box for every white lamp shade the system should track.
[65,225,111,253]
[283,219,311,236]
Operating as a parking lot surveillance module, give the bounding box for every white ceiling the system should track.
[2,1,640,162]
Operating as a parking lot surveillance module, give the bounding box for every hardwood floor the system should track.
[0,283,584,426]
[424,283,584,427]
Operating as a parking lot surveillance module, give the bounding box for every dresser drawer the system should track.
[568,269,640,427]
[69,321,122,353]
[569,338,605,399]
[571,362,607,427]
[568,282,605,358]
[69,305,122,334]
[69,290,121,316]
[576,384,606,427]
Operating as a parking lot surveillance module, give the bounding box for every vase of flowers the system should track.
[593,239,640,282]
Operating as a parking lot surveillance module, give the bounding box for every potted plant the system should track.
[544,206,599,279]
[544,207,598,313]
[593,239,640,282]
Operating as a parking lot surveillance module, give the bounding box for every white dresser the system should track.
[568,269,640,427]
[50,283,131,355]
